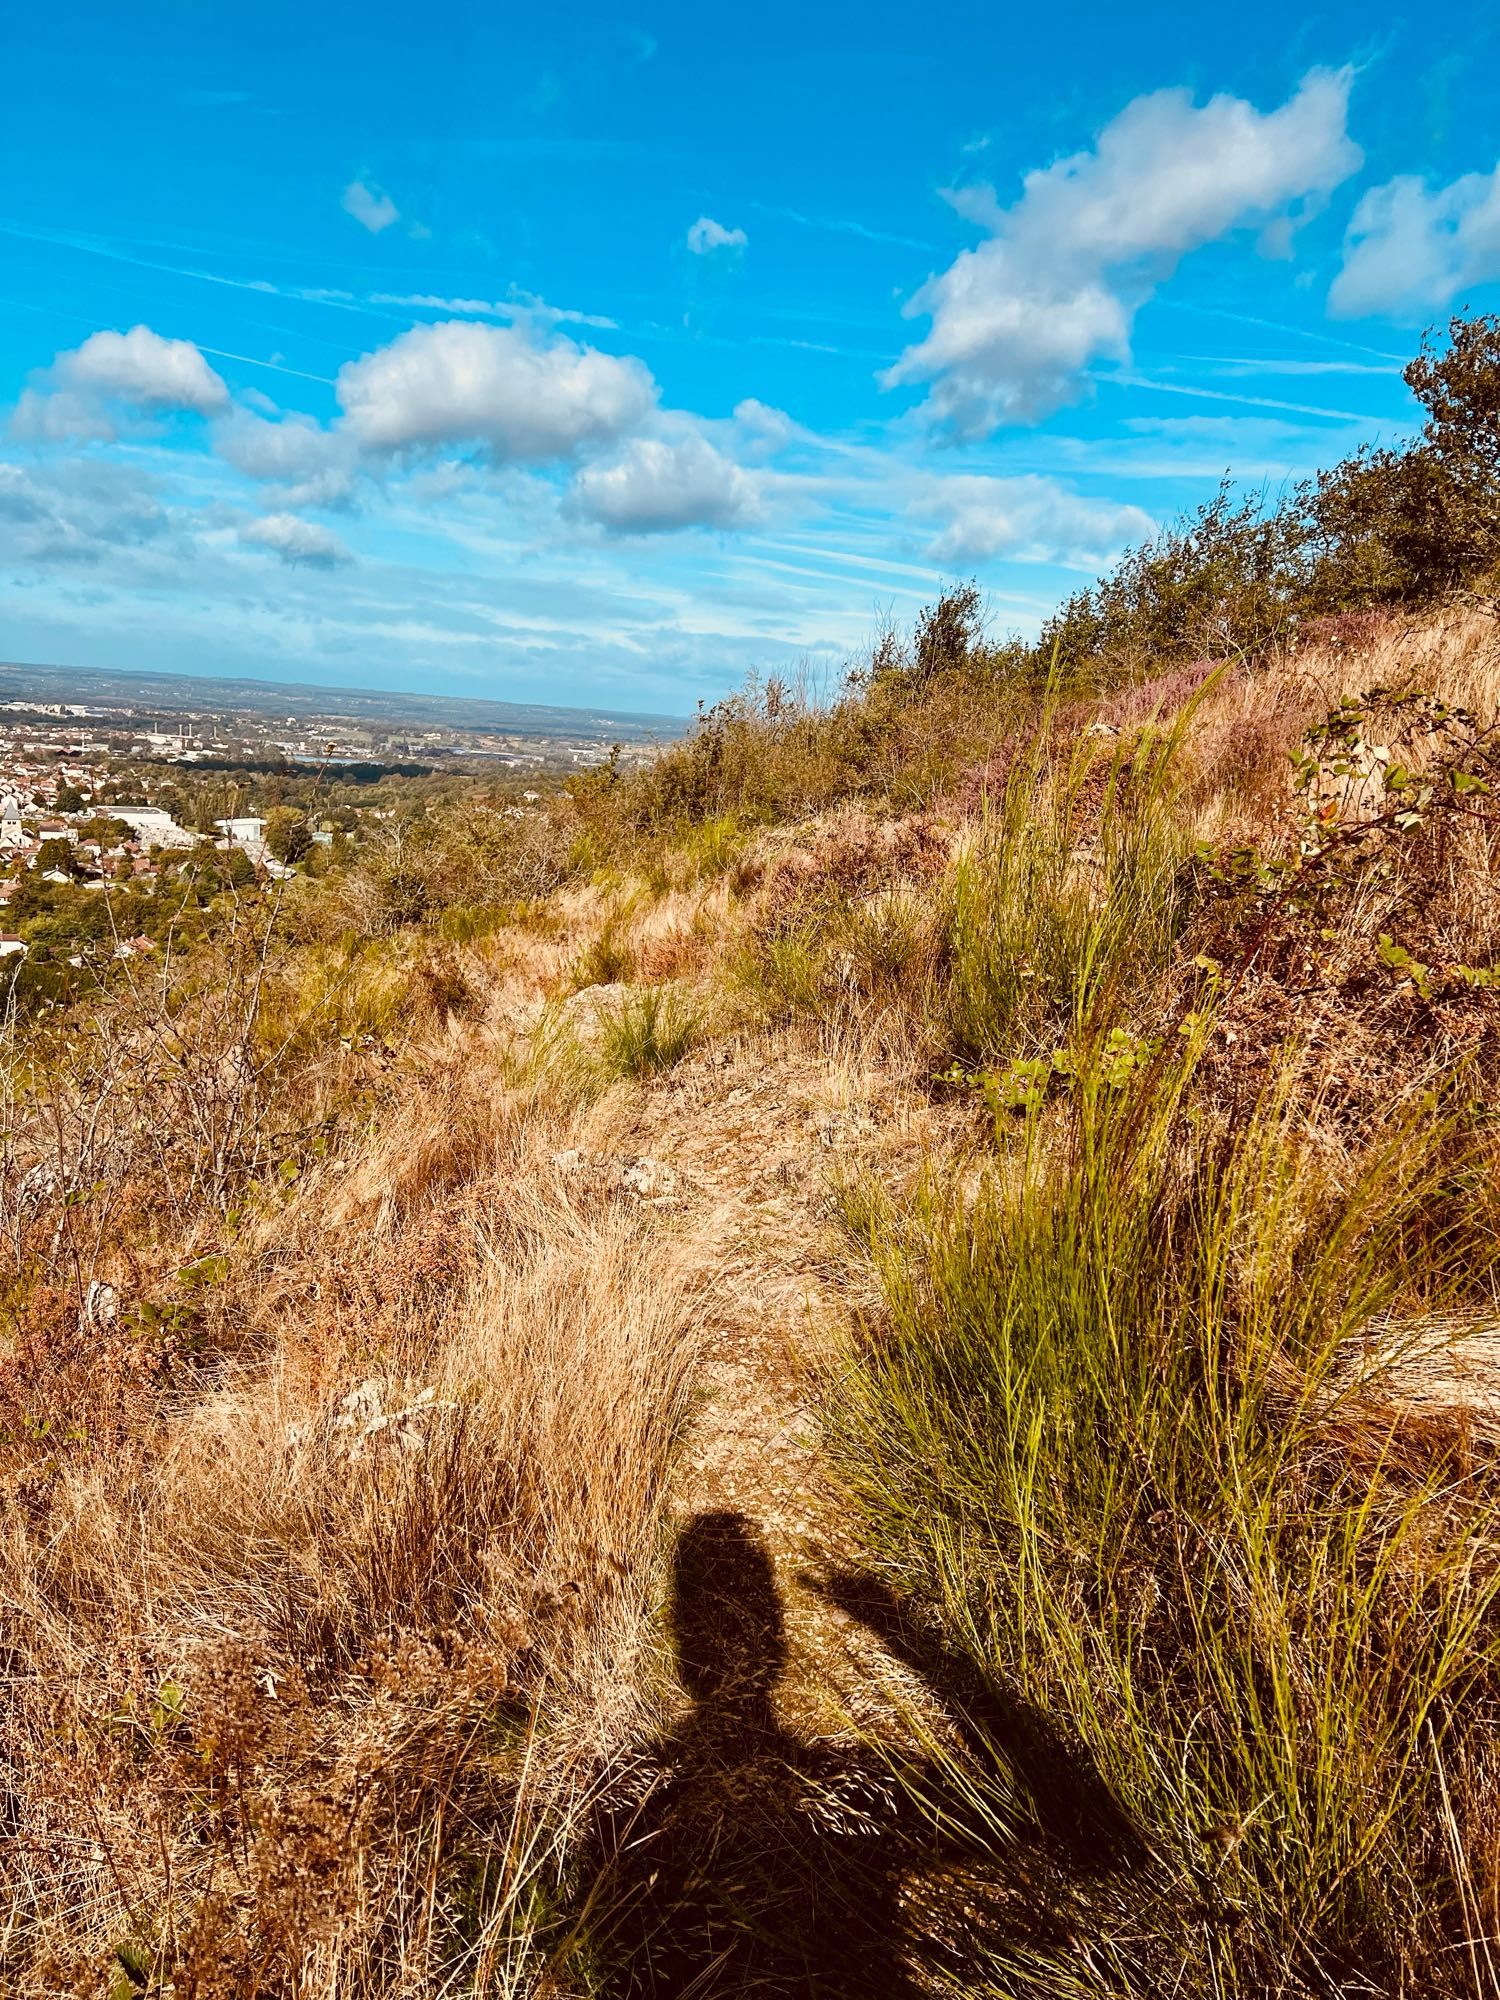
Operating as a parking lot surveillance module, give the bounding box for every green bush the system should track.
[943,714,1198,1064]
[573,922,637,990]
[1039,480,1311,682]
[1040,314,1500,684]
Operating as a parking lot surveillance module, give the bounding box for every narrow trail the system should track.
[544,1020,1044,1997]
[579,1026,985,1748]
[623,1047,899,1717]
[522,890,967,1741]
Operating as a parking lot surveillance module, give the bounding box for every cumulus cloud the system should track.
[0,458,173,563]
[886,69,1361,434]
[1330,163,1500,318]
[335,319,657,461]
[920,474,1152,565]
[214,409,361,508]
[12,325,229,442]
[341,178,400,233]
[731,398,799,456]
[569,431,764,533]
[239,512,352,567]
[687,215,748,255]
[9,389,120,446]
[58,326,229,412]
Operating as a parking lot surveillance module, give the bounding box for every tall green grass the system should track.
[943,711,1198,1065]
[742,884,938,1030]
[830,1035,1500,1995]
[597,984,701,1079]
[734,699,1200,1064]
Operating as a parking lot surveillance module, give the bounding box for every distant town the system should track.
[0,665,679,989]
[0,688,673,773]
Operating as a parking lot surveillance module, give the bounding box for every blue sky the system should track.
[2,1,1498,714]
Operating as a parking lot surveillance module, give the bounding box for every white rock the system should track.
[83,1280,119,1328]
[620,1156,678,1200]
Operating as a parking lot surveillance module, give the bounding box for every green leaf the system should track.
[150,1679,187,1733]
[177,1253,228,1288]
[1376,934,1433,1001]
[984,1058,1052,1115]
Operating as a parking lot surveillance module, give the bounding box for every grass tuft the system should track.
[597,983,701,1078]
[828,1037,1500,1994]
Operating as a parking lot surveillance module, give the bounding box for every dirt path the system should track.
[543,1025,1034,1997]
[604,1036,962,1743]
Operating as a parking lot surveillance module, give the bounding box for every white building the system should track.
[216,816,265,845]
[111,807,197,850]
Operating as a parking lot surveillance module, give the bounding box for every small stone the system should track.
[620,1156,679,1200]
[816,1108,878,1148]
[83,1280,119,1328]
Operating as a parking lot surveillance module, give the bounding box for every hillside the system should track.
[2,320,1500,1999]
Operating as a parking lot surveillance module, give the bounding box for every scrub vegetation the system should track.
[2,316,1499,1998]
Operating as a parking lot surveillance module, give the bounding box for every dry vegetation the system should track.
[3,322,1500,1996]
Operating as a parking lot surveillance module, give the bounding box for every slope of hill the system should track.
[2,317,1499,1999]
[1,598,1496,1997]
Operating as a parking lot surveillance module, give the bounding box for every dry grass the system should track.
[2,600,1499,1994]
[0,967,703,1994]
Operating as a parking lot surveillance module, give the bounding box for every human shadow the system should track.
[569,1511,1147,1998]
[813,1567,1144,1878]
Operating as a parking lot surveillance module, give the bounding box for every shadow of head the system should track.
[671,1511,786,1724]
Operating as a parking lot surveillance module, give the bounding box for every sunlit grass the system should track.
[829,1031,1500,1994]
[597,983,700,1078]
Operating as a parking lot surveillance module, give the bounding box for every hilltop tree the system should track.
[1407,312,1500,478]
[1306,314,1500,607]
[264,807,314,866]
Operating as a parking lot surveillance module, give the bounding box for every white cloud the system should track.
[569,431,764,533]
[732,398,799,456]
[341,178,400,233]
[0,457,174,563]
[272,466,361,510]
[687,215,748,255]
[215,409,340,478]
[335,319,657,461]
[11,325,229,442]
[919,474,1152,565]
[1329,163,1500,318]
[9,389,120,445]
[60,326,230,412]
[886,69,1361,434]
[214,409,360,508]
[239,512,352,567]
[367,290,618,330]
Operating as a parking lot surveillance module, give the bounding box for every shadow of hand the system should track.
[812,1566,1147,1876]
